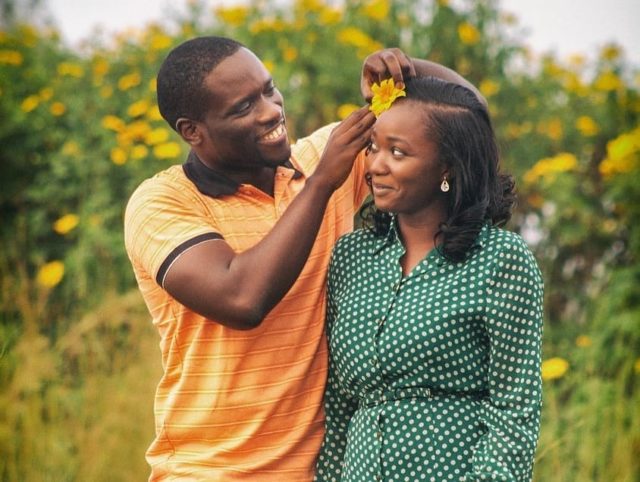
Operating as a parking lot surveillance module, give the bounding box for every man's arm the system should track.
[162,106,375,330]
[361,47,487,107]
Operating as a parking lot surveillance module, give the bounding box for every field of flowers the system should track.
[0,0,638,480]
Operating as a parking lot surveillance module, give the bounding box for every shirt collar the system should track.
[182,150,303,198]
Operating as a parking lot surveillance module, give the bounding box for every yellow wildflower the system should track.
[118,71,142,91]
[53,214,79,235]
[110,147,128,165]
[369,78,406,117]
[146,104,163,121]
[576,116,599,137]
[635,358,640,374]
[362,0,389,21]
[131,144,149,160]
[145,127,170,145]
[93,58,110,77]
[283,46,298,63]
[57,62,84,78]
[50,102,66,116]
[149,78,157,92]
[215,6,249,26]
[599,128,640,177]
[102,115,125,132]
[154,142,182,159]
[458,22,481,45]
[128,99,151,118]
[479,79,500,97]
[537,118,564,141]
[39,87,54,101]
[600,44,622,61]
[37,261,65,288]
[0,49,23,65]
[594,70,623,91]
[319,7,342,25]
[21,95,40,112]
[338,27,377,49]
[62,140,80,157]
[575,335,592,348]
[125,121,152,143]
[541,357,569,381]
[523,152,578,185]
[150,32,172,51]
[337,104,360,120]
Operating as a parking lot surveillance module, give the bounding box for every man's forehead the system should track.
[204,48,271,101]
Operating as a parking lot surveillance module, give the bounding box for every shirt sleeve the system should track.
[124,175,223,287]
[314,248,360,482]
[464,236,544,482]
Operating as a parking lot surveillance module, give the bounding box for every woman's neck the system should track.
[397,208,446,276]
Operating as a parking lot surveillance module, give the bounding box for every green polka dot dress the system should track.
[315,222,543,482]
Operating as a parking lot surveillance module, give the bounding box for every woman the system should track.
[315,77,543,482]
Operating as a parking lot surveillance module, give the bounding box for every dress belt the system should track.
[358,386,488,409]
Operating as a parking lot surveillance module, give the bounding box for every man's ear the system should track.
[176,118,202,146]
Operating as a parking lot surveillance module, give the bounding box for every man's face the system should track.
[195,47,290,176]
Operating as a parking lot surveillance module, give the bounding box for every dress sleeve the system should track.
[464,236,544,482]
[314,248,360,482]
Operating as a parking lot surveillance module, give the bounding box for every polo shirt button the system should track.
[370,358,377,366]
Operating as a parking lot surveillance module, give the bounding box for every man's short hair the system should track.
[157,36,244,131]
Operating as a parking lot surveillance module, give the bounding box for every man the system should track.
[124,36,481,480]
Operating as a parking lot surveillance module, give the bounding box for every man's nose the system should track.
[257,96,282,123]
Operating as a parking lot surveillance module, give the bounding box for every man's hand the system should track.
[361,48,417,102]
[310,106,376,192]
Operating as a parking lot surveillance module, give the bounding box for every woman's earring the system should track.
[440,176,450,193]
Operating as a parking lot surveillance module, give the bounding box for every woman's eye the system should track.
[367,142,379,153]
[391,147,404,156]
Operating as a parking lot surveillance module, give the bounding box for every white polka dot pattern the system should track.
[315,223,543,482]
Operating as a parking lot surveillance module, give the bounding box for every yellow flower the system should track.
[39,87,54,101]
[110,147,128,165]
[369,78,406,117]
[541,357,569,381]
[127,99,150,118]
[37,261,65,288]
[215,6,249,26]
[150,32,172,51]
[458,22,481,45]
[61,140,80,157]
[319,7,342,25]
[146,104,163,121]
[149,78,157,92]
[0,49,23,65]
[576,116,599,137]
[575,335,592,348]
[154,142,182,159]
[479,79,500,97]
[53,214,79,234]
[50,102,66,116]
[635,358,640,374]
[599,128,640,177]
[57,62,84,78]
[283,46,298,63]
[537,118,564,141]
[523,152,578,185]
[131,144,149,160]
[118,71,142,91]
[594,70,623,91]
[338,27,379,50]
[93,58,110,77]
[337,103,360,120]
[21,95,40,112]
[600,44,622,61]
[144,127,170,145]
[362,0,389,21]
[102,115,125,132]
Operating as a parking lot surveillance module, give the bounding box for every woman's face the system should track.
[366,100,446,216]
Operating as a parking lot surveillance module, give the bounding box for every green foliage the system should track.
[0,0,639,480]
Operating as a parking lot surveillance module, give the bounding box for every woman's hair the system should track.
[360,76,515,262]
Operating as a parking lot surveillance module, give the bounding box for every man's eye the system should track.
[265,84,276,95]
[236,101,252,113]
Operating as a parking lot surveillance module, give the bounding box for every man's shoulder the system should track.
[290,123,339,171]
[128,164,191,202]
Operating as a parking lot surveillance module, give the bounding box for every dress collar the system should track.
[182,150,303,198]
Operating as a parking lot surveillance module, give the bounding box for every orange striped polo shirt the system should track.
[124,123,368,481]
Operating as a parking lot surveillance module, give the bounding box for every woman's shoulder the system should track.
[333,227,379,257]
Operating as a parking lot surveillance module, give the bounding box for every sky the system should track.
[46,0,640,66]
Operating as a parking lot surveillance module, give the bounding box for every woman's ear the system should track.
[176,118,201,146]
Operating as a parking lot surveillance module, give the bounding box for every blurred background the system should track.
[0,0,638,480]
